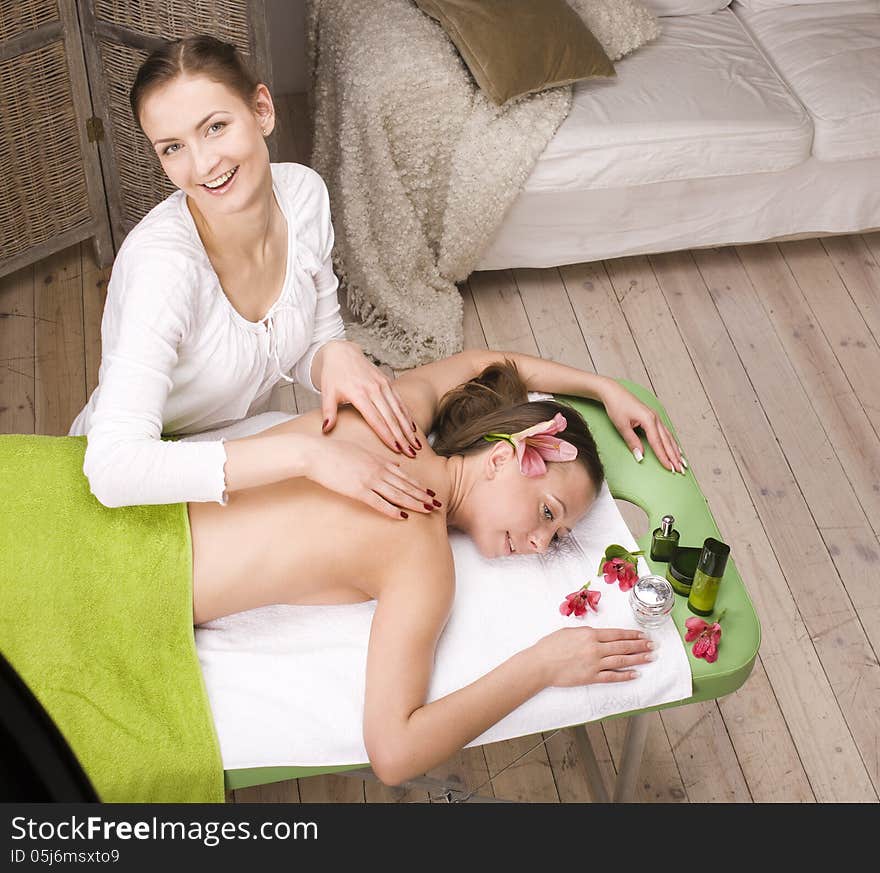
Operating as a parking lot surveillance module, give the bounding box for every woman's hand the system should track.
[600,381,687,474]
[531,627,654,686]
[303,435,438,520]
[315,340,421,456]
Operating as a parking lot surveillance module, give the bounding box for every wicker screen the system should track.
[98,39,176,229]
[94,0,253,56]
[0,0,59,42]
[0,40,91,263]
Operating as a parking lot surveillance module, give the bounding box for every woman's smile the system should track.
[201,164,240,195]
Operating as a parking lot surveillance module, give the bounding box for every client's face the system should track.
[463,442,597,559]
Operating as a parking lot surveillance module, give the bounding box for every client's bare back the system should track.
[188,404,449,625]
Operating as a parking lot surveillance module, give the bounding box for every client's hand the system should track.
[601,381,686,474]
[532,627,654,686]
[304,436,436,520]
[315,340,421,456]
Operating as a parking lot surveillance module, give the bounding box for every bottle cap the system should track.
[698,537,730,578]
[661,514,675,536]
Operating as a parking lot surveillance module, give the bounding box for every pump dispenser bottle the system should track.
[650,514,680,562]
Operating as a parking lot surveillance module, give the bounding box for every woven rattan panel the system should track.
[0,0,59,42]
[94,0,253,56]
[98,39,176,227]
[0,39,91,262]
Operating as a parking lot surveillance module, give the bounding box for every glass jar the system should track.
[629,574,675,629]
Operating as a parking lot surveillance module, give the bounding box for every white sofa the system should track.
[476,0,880,270]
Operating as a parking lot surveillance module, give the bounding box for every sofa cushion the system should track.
[525,8,812,191]
[413,0,615,105]
[642,1,731,13]
[734,1,839,10]
[733,1,880,162]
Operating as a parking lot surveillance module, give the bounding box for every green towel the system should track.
[0,434,224,803]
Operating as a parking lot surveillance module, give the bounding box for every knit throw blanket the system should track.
[306,0,573,368]
[0,435,224,803]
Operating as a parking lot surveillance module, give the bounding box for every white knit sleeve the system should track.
[290,167,346,393]
[82,256,228,508]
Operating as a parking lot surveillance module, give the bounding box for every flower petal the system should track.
[526,434,578,463]
[518,445,548,478]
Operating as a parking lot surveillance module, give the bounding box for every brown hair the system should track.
[130,35,260,127]
[432,360,605,493]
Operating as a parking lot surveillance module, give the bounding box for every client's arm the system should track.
[397,350,684,474]
[362,534,653,787]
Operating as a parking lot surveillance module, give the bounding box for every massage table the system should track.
[219,380,761,803]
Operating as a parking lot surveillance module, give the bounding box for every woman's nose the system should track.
[192,147,221,182]
[529,531,552,554]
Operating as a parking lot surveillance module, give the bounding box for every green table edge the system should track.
[224,379,761,792]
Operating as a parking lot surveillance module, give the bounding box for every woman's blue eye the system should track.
[543,504,553,522]
[162,121,226,155]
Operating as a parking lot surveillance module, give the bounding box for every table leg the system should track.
[574,724,610,803]
[612,714,650,803]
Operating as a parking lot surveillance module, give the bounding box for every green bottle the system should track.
[650,514,679,562]
[687,537,730,616]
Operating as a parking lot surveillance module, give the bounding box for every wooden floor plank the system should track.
[779,239,880,438]
[644,249,876,801]
[297,773,365,803]
[33,245,87,435]
[732,244,880,547]
[0,260,35,435]
[480,734,560,803]
[822,234,880,353]
[81,240,110,399]
[234,779,300,803]
[544,724,617,803]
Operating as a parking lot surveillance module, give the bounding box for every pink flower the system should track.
[484,413,578,478]
[602,557,639,592]
[685,616,723,663]
[560,582,601,618]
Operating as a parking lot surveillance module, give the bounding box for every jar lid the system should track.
[629,574,674,615]
[668,545,701,584]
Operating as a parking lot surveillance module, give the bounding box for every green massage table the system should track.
[225,380,761,803]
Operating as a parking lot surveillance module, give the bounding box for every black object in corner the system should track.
[0,650,99,802]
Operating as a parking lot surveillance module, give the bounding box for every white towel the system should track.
[188,411,692,770]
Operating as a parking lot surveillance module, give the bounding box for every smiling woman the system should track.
[68,35,438,518]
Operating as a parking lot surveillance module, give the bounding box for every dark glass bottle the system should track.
[650,514,679,562]
[687,537,731,616]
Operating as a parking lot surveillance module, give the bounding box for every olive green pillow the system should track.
[415,0,616,105]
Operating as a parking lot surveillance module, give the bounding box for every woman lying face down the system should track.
[188,349,656,785]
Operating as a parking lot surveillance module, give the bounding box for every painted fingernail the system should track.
[322,419,330,433]
[426,489,436,497]
[407,447,417,458]
[423,503,434,511]
[411,421,418,432]
[432,499,442,508]
[633,448,644,463]
[394,441,403,453]
[414,437,422,450]
[400,511,409,519]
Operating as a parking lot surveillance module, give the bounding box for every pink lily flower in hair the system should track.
[684,613,725,663]
[485,413,578,477]
[559,582,601,618]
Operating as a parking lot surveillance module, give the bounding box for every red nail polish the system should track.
[400,511,408,519]
[411,421,417,432]
[407,447,416,458]
[426,489,436,497]
[394,441,402,453]
[322,419,330,432]
[432,499,442,508]
[423,503,433,511]
[414,438,422,450]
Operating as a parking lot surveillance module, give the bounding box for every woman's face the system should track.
[462,441,597,559]
[139,74,274,215]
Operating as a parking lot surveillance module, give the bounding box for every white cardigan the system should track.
[70,163,345,508]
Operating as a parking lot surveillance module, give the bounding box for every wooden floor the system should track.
[3,94,879,803]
